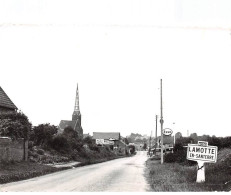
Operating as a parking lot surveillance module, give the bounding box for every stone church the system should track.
[58,84,83,138]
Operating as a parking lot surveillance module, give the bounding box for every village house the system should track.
[0,86,17,112]
[92,132,127,153]
[0,86,28,162]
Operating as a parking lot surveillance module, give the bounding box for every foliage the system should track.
[165,143,196,165]
[176,133,231,150]
[83,136,93,145]
[143,143,147,150]
[124,138,129,145]
[37,149,45,155]
[175,132,182,140]
[0,111,31,140]
[128,145,136,154]
[31,123,58,147]
[189,133,198,143]
[63,126,78,139]
[175,136,193,146]
[51,135,70,153]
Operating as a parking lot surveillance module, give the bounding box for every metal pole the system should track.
[160,79,164,164]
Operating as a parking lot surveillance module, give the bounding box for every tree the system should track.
[32,123,58,147]
[143,143,147,150]
[175,137,193,146]
[63,126,78,139]
[0,111,31,140]
[175,132,182,142]
[128,145,136,154]
[83,136,93,145]
[124,138,129,145]
[190,133,198,143]
[52,135,70,153]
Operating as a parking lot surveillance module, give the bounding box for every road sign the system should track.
[187,143,217,163]
[198,141,208,147]
[187,141,218,183]
[163,128,173,136]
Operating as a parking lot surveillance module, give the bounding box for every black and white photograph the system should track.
[0,0,231,192]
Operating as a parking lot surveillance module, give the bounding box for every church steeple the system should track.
[72,83,81,121]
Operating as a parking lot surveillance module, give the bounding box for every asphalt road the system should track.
[0,151,150,192]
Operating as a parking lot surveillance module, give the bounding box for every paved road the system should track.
[0,151,150,192]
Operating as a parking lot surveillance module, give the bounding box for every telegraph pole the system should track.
[160,79,164,164]
[155,115,157,155]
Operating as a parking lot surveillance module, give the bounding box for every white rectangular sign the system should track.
[187,144,218,163]
[96,139,104,145]
[96,139,114,145]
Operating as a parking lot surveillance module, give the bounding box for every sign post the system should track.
[187,141,217,183]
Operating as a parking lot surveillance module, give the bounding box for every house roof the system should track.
[93,132,120,140]
[0,87,17,110]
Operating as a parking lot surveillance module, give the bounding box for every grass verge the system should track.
[0,153,133,184]
[145,149,231,192]
[0,161,69,184]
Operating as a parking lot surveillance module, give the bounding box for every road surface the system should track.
[0,151,150,192]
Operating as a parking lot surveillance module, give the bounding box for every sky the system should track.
[0,0,231,138]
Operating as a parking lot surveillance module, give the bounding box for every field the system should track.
[145,148,231,191]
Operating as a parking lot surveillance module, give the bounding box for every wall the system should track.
[0,137,28,162]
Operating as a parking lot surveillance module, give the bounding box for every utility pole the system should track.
[155,115,157,155]
[160,79,164,164]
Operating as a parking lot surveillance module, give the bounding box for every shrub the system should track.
[83,136,93,145]
[28,141,33,149]
[128,145,136,154]
[89,144,100,152]
[51,135,70,153]
[0,111,31,140]
[31,123,58,148]
[37,149,45,155]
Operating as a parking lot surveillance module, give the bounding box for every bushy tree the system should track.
[124,138,129,145]
[143,143,147,150]
[63,126,78,139]
[83,136,93,145]
[175,137,193,146]
[175,132,182,141]
[190,133,198,143]
[32,123,58,147]
[52,135,70,153]
[0,111,31,140]
[128,145,136,154]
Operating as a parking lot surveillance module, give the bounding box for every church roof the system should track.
[0,86,17,110]
[58,120,77,131]
[93,132,120,140]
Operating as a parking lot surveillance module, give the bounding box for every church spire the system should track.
[72,83,81,120]
[74,83,80,112]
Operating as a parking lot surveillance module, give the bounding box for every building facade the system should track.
[58,84,83,138]
[93,132,128,153]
